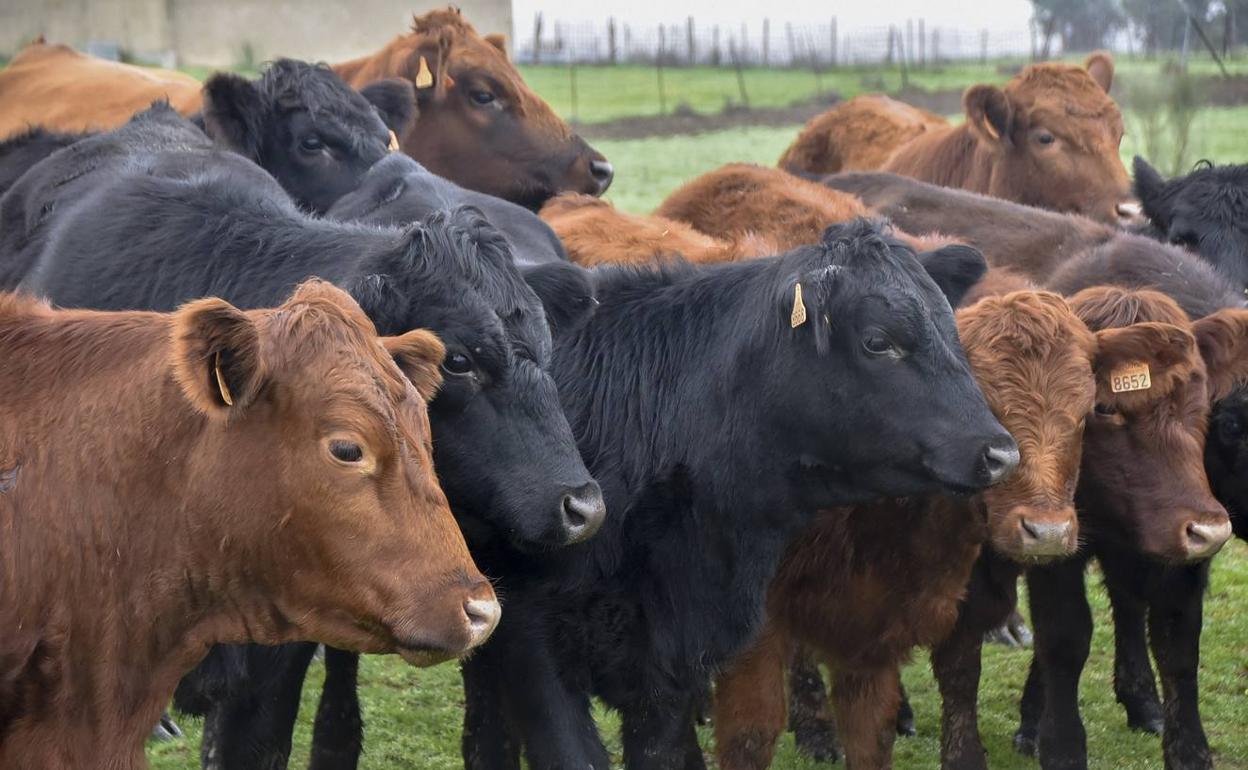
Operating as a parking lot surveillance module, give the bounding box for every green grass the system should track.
[148,541,1248,769]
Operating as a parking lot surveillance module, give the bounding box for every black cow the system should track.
[451,220,1017,770]
[15,137,606,768]
[1206,389,1248,541]
[0,59,413,215]
[1134,156,1248,292]
[328,152,570,265]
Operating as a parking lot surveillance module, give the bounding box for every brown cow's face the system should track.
[397,14,612,209]
[965,53,1129,224]
[1069,288,1237,563]
[171,281,498,664]
[958,291,1094,562]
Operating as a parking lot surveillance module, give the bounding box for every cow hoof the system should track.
[793,722,841,763]
[984,624,1020,648]
[149,712,184,742]
[1006,617,1034,647]
[1127,714,1164,736]
[896,720,917,738]
[1013,729,1037,757]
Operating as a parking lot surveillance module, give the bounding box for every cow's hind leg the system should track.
[308,647,364,770]
[1148,563,1213,770]
[714,623,789,770]
[788,644,840,761]
[1104,570,1163,735]
[830,664,901,770]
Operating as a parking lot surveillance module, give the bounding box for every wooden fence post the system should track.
[532,12,542,64]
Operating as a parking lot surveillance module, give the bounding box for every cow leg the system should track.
[1013,656,1044,757]
[829,663,901,770]
[788,644,839,762]
[308,648,363,770]
[895,682,915,737]
[1026,557,1092,770]
[1103,560,1164,735]
[200,642,318,770]
[462,639,521,770]
[621,690,708,770]
[713,623,788,770]
[931,621,987,770]
[1149,563,1213,770]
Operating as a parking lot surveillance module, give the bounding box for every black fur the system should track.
[460,219,1015,770]
[0,126,86,199]
[1134,155,1248,292]
[328,152,570,265]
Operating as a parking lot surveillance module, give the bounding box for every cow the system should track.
[783,54,1129,223]
[778,95,947,174]
[0,280,497,770]
[1133,156,1248,292]
[0,59,413,215]
[1206,388,1248,541]
[327,152,571,266]
[457,219,1019,770]
[1011,287,1246,770]
[714,289,1111,770]
[540,192,780,266]
[0,8,612,208]
[12,132,605,767]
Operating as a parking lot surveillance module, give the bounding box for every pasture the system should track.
[133,58,1248,770]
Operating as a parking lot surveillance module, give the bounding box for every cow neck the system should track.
[0,314,287,768]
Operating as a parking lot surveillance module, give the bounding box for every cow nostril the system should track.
[560,483,607,543]
[1020,518,1040,542]
[1184,520,1232,559]
[463,598,501,644]
[589,159,614,193]
[981,442,1020,485]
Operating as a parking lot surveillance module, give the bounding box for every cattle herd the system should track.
[1,7,1247,770]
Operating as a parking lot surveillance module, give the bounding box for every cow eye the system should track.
[300,136,325,153]
[329,440,364,463]
[442,352,474,375]
[861,331,900,358]
[1093,403,1118,418]
[1169,230,1198,247]
[470,90,497,106]
[1036,132,1055,145]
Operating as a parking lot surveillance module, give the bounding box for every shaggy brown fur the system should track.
[0,281,495,770]
[778,95,947,174]
[783,54,1128,223]
[714,291,1102,770]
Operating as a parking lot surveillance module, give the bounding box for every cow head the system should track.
[368,8,612,209]
[1067,287,1245,562]
[763,220,1017,507]
[1134,156,1248,292]
[202,59,413,214]
[956,291,1095,562]
[346,207,605,550]
[964,52,1129,224]
[170,280,497,663]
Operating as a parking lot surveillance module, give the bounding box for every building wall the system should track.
[1,0,513,67]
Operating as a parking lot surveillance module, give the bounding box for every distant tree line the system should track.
[1031,0,1243,55]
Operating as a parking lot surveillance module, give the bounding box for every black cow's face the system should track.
[203,62,415,214]
[758,225,1018,508]
[349,210,605,551]
[1206,389,1248,541]
[1135,156,1248,293]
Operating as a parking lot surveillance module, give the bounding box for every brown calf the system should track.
[778,95,947,174]
[0,281,497,770]
[785,54,1128,223]
[715,290,1129,770]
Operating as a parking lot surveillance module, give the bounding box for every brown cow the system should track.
[784,54,1128,223]
[0,8,610,208]
[0,280,498,770]
[778,95,947,174]
[713,290,1181,770]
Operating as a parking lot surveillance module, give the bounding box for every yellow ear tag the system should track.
[415,56,434,89]
[387,130,400,152]
[790,283,807,328]
[214,352,235,406]
[1110,362,1151,394]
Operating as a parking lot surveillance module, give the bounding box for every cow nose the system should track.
[1183,520,1232,561]
[589,159,614,195]
[462,593,501,648]
[561,482,607,544]
[979,441,1020,486]
[1019,517,1075,555]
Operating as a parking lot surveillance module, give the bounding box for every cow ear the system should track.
[522,261,598,334]
[1193,309,1248,402]
[484,33,507,55]
[172,297,265,415]
[201,73,266,161]
[1133,155,1170,226]
[1092,322,1197,400]
[964,85,1012,145]
[1085,51,1115,93]
[410,32,455,102]
[382,329,445,403]
[360,78,416,135]
[916,243,987,308]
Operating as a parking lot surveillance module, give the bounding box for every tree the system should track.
[1031,0,1126,52]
